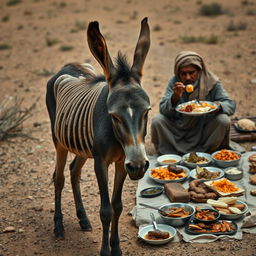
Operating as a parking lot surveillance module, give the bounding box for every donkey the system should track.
[46,17,151,255]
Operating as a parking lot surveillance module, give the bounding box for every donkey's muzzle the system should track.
[126,160,149,180]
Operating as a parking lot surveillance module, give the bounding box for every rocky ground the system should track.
[0,0,256,255]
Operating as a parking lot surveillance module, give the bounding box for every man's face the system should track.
[179,64,200,85]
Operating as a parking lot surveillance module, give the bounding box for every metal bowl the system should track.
[219,200,248,220]
[193,208,220,223]
[138,224,176,245]
[211,150,241,168]
[159,203,195,227]
[157,154,182,166]
[224,167,243,181]
[182,152,212,168]
[149,165,189,184]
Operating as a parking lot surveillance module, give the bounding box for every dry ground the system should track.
[0,0,256,255]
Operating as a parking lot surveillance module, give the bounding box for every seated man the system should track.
[151,51,236,155]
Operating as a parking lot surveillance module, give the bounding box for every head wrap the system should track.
[174,51,219,100]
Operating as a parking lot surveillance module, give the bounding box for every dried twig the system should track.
[0,96,37,141]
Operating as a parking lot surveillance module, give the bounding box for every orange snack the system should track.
[186,84,194,93]
[210,178,238,193]
[151,166,186,180]
[213,149,240,161]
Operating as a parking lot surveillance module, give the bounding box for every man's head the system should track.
[178,64,200,85]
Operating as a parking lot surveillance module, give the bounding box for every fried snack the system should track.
[146,231,170,240]
[249,174,256,185]
[250,189,256,196]
[237,118,256,131]
[210,178,239,193]
[151,166,186,180]
[186,84,194,93]
[213,149,240,161]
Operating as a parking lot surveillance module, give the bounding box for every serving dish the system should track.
[182,152,212,168]
[190,166,224,181]
[176,100,217,116]
[224,167,243,181]
[138,224,176,245]
[234,123,256,133]
[204,178,245,196]
[193,207,220,223]
[211,149,241,168]
[157,154,182,166]
[185,219,237,235]
[140,186,164,198]
[149,165,189,184]
[158,203,195,227]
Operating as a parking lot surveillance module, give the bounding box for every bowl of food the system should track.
[140,186,164,198]
[182,152,212,168]
[157,154,182,166]
[206,197,248,220]
[193,207,220,223]
[138,224,176,245]
[149,165,189,184]
[224,167,243,181]
[211,149,241,168]
[158,203,195,227]
[190,166,224,181]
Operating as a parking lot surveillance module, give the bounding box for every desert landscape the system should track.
[0,0,256,255]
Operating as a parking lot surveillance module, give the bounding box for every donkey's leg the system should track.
[69,156,92,231]
[110,162,127,256]
[94,157,112,256]
[53,143,68,239]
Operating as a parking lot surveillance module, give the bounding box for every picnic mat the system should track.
[131,152,256,243]
[231,117,256,142]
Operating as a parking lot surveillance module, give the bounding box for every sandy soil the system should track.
[0,0,256,255]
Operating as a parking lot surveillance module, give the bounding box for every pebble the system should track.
[3,226,16,233]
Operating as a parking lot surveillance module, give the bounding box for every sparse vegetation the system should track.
[6,0,22,6]
[59,45,74,51]
[70,21,87,33]
[0,44,12,50]
[180,34,218,44]
[46,37,59,47]
[199,3,223,16]
[35,68,54,77]
[2,16,9,22]
[226,20,247,31]
[0,96,37,141]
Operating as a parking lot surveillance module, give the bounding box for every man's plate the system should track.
[176,100,218,116]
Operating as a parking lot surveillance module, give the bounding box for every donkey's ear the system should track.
[131,17,150,81]
[87,21,115,82]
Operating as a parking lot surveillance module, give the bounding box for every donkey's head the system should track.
[87,18,151,180]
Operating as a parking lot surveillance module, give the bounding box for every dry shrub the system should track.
[0,96,37,141]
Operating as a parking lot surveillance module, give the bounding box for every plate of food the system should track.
[182,152,212,168]
[234,119,256,133]
[204,178,244,196]
[149,165,189,184]
[175,100,217,116]
[185,219,237,235]
[190,166,224,181]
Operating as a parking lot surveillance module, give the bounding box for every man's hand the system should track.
[171,82,185,104]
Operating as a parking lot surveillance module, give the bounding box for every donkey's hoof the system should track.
[80,220,92,231]
[111,247,122,256]
[54,228,64,239]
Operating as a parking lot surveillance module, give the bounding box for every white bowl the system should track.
[149,165,189,184]
[182,152,212,168]
[157,154,182,166]
[224,167,243,181]
[138,224,176,245]
[190,166,224,181]
[211,150,241,168]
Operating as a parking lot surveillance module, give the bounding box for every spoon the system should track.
[150,212,161,232]
[139,203,169,216]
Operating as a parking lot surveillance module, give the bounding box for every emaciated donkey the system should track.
[46,17,151,255]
